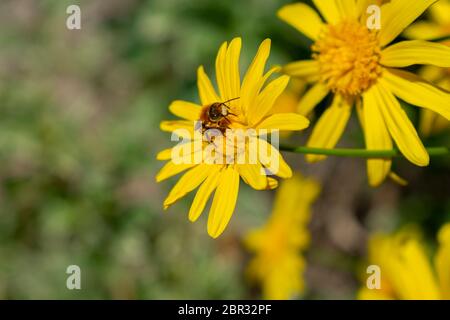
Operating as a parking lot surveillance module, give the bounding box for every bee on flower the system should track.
[277,0,450,186]
[156,38,310,238]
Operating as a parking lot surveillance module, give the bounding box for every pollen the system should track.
[312,20,382,97]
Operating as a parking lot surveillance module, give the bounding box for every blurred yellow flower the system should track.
[404,0,450,40]
[404,0,450,137]
[278,0,450,187]
[156,38,310,238]
[358,223,450,300]
[244,173,320,299]
[417,60,450,136]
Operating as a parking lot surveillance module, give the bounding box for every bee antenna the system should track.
[222,97,240,104]
[222,97,240,110]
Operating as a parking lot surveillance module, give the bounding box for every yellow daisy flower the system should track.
[278,0,450,187]
[358,223,450,300]
[404,0,450,136]
[156,38,310,238]
[244,173,320,299]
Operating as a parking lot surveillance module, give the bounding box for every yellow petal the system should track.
[277,3,324,41]
[156,161,196,182]
[197,66,220,105]
[241,39,271,117]
[257,138,292,178]
[269,85,302,115]
[404,22,449,40]
[250,75,290,126]
[225,37,242,101]
[215,38,242,101]
[420,109,437,137]
[440,77,450,92]
[236,163,267,190]
[356,0,381,21]
[313,0,341,23]
[166,140,204,165]
[283,60,320,79]
[420,65,446,84]
[156,148,172,161]
[188,166,221,222]
[215,41,228,101]
[169,100,202,120]
[256,113,310,131]
[390,236,441,299]
[335,0,357,20]
[435,223,450,299]
[373,82,429,166]
[362,86,393,187]
[207,166,240,238]
[267,177,279,190]
[244,66,281,120]
[380,69,450,121]
[430,0,450,25]
[381,40,450,68]
[419,108,449,137]
[163,164,214,209]
[379,0,438,47]
[389,172,408,186]
[306,95,352,162]
[296,82,330,116]
[160,120,195,138]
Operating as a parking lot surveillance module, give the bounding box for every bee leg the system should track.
[223,117,232,124]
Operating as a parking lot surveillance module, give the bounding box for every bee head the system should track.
[208,103,228,121]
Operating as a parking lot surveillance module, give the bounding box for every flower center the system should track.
[312,20,382,97]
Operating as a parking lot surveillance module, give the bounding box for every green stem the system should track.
[279,145,449,158]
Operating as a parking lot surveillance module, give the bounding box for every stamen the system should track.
[312,20,382,97]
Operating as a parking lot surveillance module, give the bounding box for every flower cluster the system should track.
[157,0,449,241]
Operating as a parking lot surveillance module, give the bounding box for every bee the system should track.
[200,97,239,133]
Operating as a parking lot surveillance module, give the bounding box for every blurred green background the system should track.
[0,0,448,299]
